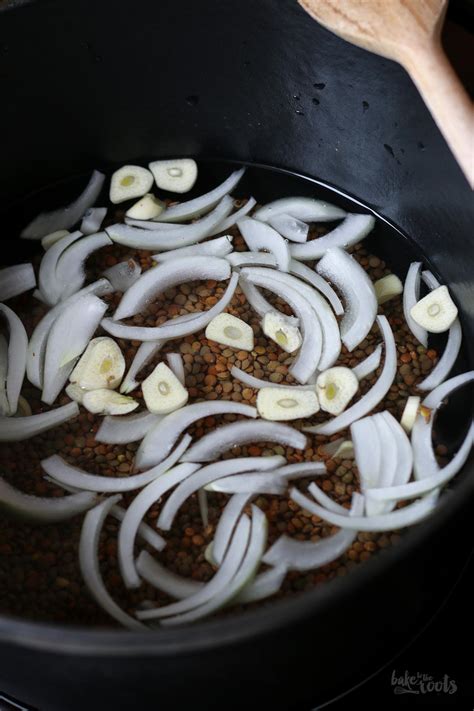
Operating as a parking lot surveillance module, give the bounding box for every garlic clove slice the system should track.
[125,194,165,220]
[256,387,319,421]
[374,274,403,304]
[65,382,87,404]
[400,395,421,433]
[69,337,125,391]
[205,313,254,351]
[148,159,198,194]
[142,362,189,415]
[110,166,154,204]
[316,367,359,415]
[262,310,302,353]
[82,389,139,416]
[410,285,458,333]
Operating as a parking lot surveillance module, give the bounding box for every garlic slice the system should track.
[262,310,302,353]
[69,337,125,391]
[65,382,86,404]
[256,387,319,421]
[316,367,359,415]
[333,440,355,459]
[82,389,138,416]
[374,274,403,304]
[149,159,197,194]
[205,313,254,351]
[410,285,458,333]
[125,194,165,220]
[110,165,154,204]
[400,395,421,433]
[41,229,70,250]
[142,362,189,415]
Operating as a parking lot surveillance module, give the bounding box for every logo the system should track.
[391,669,457,695]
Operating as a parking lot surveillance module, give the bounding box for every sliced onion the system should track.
[267,213,309,242]
[213,493,251,565]
[307,481,350,514]
[41,435,191,493]
[38,230,83,305]
[106,196,233,251]
[136,550,203,598]
[80,207,107,235]
[235,564,287,604]
[153,168,245,222]
[352,344,382,380]
[0,401,79,442]
[101,271,239,342]
[351,417,382,490]
[254,197,346,223]
[274,461,326,480]
[120,341,164,394]
[207,472,287,495]
[0,474,96,522]
[0,264,36,301]
[304,315,397,435]
[263,493,364,570]
[403,262,428,347]
[237,218,290,272]
[21,170,105,240]
[238,276,274,318]
[113,256,230,321]
[118,462,199,588]
[79,495,145,630]
[103,259,142,293]
[157,456,284,531]
[111,505,165,552]
[0,335,9,416]
[208,197,256,235]
[96,411,160,444]
[0,304,28,414]
[316,247,377,351]
[55,231,112,300]
[290,214,375,261]
[166,353,185,386]
[230,364,310,391]
[152,236,233,262]
[26,278,113,390]
[382,411,413,486]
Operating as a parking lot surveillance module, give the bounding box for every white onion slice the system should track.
[206,472,287,495]
[120,341,165,394]
[153,168,245,222]
[55,231,112,300]
[152,236,233,262]
[106,196,233,251]
[208,197,257,235]
[166,353,186,385]
[118,462,200,588]
[0,304,28,414]
[96,411,160,444]
[238,276,274,319]
[26,278,113,390]
[0,401,79,442]
[254,197,346,223]
[290,214,375,261]
[42,294,107,405]
[381,411,413,486]
[267,213,309,242]
[304,315,396,435]
[111,505,165,551]
[38,230,83,305]
[113,256,230,321]
[237,218,290,272]
[263,493,363,571]
[0,264,36,302]
[351,417,382,490]
[236,565,287,604]
[212,493,251,565]
[21,170,105,240]
[403,262,428,347]
[41,435,191,493]
[0,474,96,522]
[181,419,306,462]
[0,335,9,416]
[80,207,107,235]
[316,247,377,351]
[79,495,145,630]
[136,550,203,598]
[103,259,142,292]
[307,481,350,515]
[230,365,311,391]
[102,271,239,342]
[352,344,382,380]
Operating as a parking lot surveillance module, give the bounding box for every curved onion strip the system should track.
[213,493,251,565]
[96,411,160,444]
[120,341,165,394]
[206,472,287,495]
[166,353,186,386]
[118,462,199,588]
[237,218,290,272]
[159,506,267,626]
[103,259,142,292]
[26,278,113,390]
[230,364,309,391]
[21,170,105,240]
[153,168,245,222]
[316,247,377,352]
[41,435,191,493]
[137,514,251,621]
[136,550,203,598]
[381,411,413,486]
[0,304,28,414]
[293,487,439,531]
[80,206,107,235]
[0,335,9,415]
[124,220,182,231]
[152,236,233,262]
[38,230,83,305]
[275,461,326,480]
[157,456,284,531]
[0,402,79,442]
[241,268,322,383]
[79,495,144,630]
[412,371,474,481]
[238,276,274,318]
[290,214,375,261]
[352,344,382,380]
[42,294,107,405]
[56,232,112,300]
[106,196,233,251]
[263,493,363,570]
[267,213,309,242]
[304,315,396,435]
[352,417,382,491]
[254,197,346,223]
[364,413,399,515]
[307,481,350,515]
[181,420,306,462]
[235,565,287,604]
[0,264,36,301]
[208,197,256,235]
[113,256,230,321]
[0,474,96,522]
[101,271,239,342]
[111,505,165,552]
[403,262,428,347]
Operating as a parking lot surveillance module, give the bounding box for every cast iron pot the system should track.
[0,1,473,709]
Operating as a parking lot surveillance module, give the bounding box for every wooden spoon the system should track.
[298,0,473,185]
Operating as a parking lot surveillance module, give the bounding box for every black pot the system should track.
[0,1,473,709]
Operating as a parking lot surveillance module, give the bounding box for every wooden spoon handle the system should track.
[402,40,473,187]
